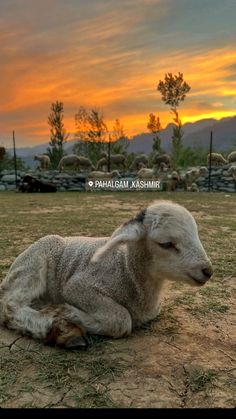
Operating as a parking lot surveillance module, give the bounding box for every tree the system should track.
[147,113,162,153]
[47,101,69,169]
[74,107,108,164]
[0,152,27,172]
[0,146,6,161]
[157,72,191,154]
[109,119,129,154]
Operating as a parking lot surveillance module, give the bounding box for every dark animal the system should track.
[19,175,57,193]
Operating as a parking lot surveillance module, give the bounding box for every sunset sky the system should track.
[1,0,236,147]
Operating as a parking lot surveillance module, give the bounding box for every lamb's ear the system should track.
[91,209,147,263]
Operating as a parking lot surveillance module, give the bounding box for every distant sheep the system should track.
[152,152,171,168]
[88,170,120,179]
[0,200,213,348]
[225,165,236,180]
[162,171,180,192]
[58,155,93,172]
[187,183,199,192]
[130,154,149,171]
[207,153,227,166]
[96,157,107,171]
[34,154,50,170]
[100,152,126,169]
[58,155,80,171]
[137,167,159,179]
[228,151,236,163]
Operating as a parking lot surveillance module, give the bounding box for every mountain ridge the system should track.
[7,116,236,168]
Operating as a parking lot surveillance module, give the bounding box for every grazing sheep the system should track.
[207,153,228,166]
[0,200,213,348]
[100,152,126,169]
[34,154,50,170]
[77,156,94,171]
[19,175,57,193]
[130,154,149,171]
[57,155,79,172]
[199,166,208,177]
[96,157,107,171]
[58,155,94,172]
[88,170,120,179]
[225,165,236,180]
[137,161,147,170]
[152,152,171,168]
[228,151,236,163]
[137,167,159,179]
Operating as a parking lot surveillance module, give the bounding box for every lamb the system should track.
[34,154,50,170]
[227,151,236,163]
[0,200,213,349]
[207,153,228,166]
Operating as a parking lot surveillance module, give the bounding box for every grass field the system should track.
[0,191,235,408]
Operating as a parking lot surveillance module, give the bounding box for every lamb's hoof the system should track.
[65,335,88,349]
[45,319,88,350]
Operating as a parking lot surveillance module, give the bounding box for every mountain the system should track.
[7,116,236,168]
[127,117,236,154]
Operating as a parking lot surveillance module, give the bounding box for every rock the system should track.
[1,175,21,183]
[0,184,6,191]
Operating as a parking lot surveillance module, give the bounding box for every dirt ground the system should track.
[0,191,235,408]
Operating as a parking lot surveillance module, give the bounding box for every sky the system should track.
[0,0,236,147]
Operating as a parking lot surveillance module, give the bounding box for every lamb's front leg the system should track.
[61,278,132,339]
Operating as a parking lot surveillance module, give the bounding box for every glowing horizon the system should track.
[0,0,236,148]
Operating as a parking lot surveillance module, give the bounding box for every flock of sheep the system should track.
[33,150,236,192]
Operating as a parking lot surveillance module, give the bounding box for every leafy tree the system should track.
[47,101,69,169]
[147,113,162,153]
[157,72,191,155]
[0,146,6,161]
[0,152,27,172]
[172,146,208,169]
[74,107,108,164]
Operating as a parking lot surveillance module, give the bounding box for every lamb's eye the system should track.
[159,242,175,249]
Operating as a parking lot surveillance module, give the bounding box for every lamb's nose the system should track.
[202,266,213,279]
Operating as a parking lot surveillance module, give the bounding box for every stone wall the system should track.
[0,166,235,192]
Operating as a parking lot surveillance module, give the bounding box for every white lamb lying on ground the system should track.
[0,200,213,349]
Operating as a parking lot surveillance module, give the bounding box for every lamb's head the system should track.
[92,200,213,286]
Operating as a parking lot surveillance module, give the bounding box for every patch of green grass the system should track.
[184,367,216,392]
[188,300,229,315]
